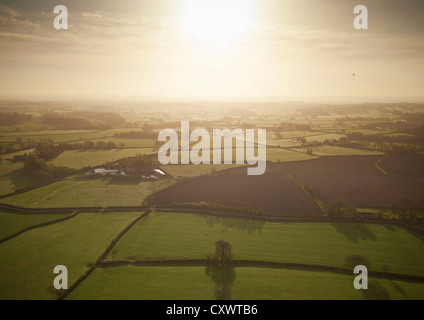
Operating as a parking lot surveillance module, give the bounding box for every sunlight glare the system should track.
[181,0,256,43]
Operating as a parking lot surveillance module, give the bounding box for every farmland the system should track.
[0,160,37,195]
[1,101,424,301]
[150,155,424,212]
[0,211,142,300]
[66,266,424,300]
[1,177,176,208]
[51,147,154,169]
[0,211,67,240]
[379,155,424,176]
[108,212,424,277]
[293,145,384,156]
[149,173,322,215]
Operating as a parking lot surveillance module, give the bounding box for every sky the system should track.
[0,0,423,101]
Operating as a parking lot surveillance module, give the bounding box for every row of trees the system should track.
[324,199,358,218]
[35,141,123,161]
[0,112,33,125]
[111,153,154,171]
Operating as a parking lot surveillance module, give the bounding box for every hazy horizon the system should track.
[1,0,423,100]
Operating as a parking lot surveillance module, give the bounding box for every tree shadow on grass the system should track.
[205,264,237,300]
[4,167,36,191]
[384,225,396,232]
[203,216,265,235]
[362,281,391,300]
[331,223,377,243]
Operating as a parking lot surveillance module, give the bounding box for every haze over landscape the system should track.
[0,0,424,302]
[0,0,423,101]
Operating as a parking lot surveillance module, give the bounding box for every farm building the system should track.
[154,169,166,176]
[86,168,127,177]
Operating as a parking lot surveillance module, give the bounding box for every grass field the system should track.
[1,177,176,208]
[109,212,424,277]
[292,145,384,156]
[68,138,156,149]
[0,128,155,148]
[305,133,347,143]
[0,150,37,195]
[0,211,68,240]
[66,265,424,300]
[0,211,142,300]
[266,148,316,162]
[266,139,302,148]
[51,148,155,169]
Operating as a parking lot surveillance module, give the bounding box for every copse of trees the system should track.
[111,153,153,171]
[42,116,93,130]
[34,141,121,161]
[41,111,126,130]
[324,199,358,218]
[35,141,62,161]
[0,112,33,125]
[391,199,423,221]
[114,130,156,139]
[24,153,76,180]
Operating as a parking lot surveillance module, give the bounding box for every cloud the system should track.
[0,3,21,17]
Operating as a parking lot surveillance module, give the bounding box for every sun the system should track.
[180,0,256,43]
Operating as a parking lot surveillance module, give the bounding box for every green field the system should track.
[51,148,154,169]
[109,212,424,277]
[266,148,316,162]
[0,211,68,240]
[0,211,142,300]
[266,138,302,148]
[68,138,156,149]
[0,150,37,195]
[0,128,156,149]
[66,265,424,300]
[306,133,347,143]
[1,177,176,208]
[292,145,384,156]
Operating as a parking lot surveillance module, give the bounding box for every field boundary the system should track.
[286,173,325,213]
[98,259,424,284]
[374,156,400,176]
[0,202,421,229]
[0,210,80,244]
[59,210,151,300]
[0,178,64,200]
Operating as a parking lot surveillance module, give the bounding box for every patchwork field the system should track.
[149,173,322,215]
[379,155,424,176]
[108,212,424,277]
[51,148,154,169]
[0,211,142,300]
[227,156,424,209]
[293,145,384,156]
[0,150,37,195]
[0,211,68,240]
[1,177,176,208]
[277,156,424,208]
[66,266,424,300]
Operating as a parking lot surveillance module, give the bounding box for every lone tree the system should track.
[208,240,233,266]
